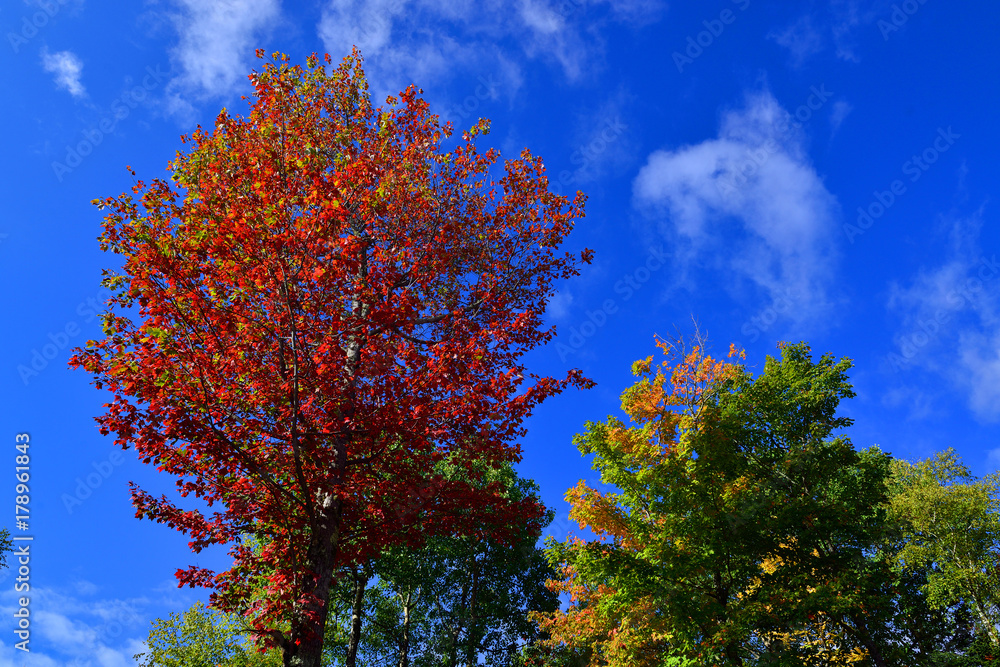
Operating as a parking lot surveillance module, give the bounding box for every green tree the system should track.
[877,566,977,666]
[0,527,11,567]
[135,602,283,667]
[344,465,561,667]
[534,339,896,666]
[888,448,1000,653]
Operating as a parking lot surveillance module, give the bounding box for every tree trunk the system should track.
[282,493,344,667]
[711,573,742,667]
[398,588,412,667]
[970,590,1000,648]
[847,611,888,667]
[284,215,367,667]
[723,639,743,666]
[446,577,469,667]
[463,555,480,667]
[346,564,370,667]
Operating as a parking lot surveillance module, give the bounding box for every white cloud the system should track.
[165,0,280,110]
[318,0,663,105]
[881,385,941,422]
[560,89,634,186]
[601,0,663,24]
[517,0,661,80]
[41,48,85,98]
[74,579,100,596]
[632,90,840,320]
[516,0,601,81]
[829,100,853,135]
[768,16,824,66]
[987,447,1000,473]
[0,583,192,666]
[957,333,1000,419]
[319,0,521,110]
[520,0,564,35]
[828,0,863,62]
[885,207,1000,421]
[547,290,574,320]
[769,1,870,64]
[320,0,407,60]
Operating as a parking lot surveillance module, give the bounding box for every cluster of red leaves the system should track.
[70,49,592,651]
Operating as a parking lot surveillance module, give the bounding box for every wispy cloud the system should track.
[769,0,874,64]
[987,447,1000,472]
[41,47,85,97]
[885,205,1000,421]
[632,89,840,321]
[881,385,941,422]
[958,334,1000,421]
[318,0,663,105]
[829,99,853,135]
[0,583,152,665]
[547,290,574,320]
[828,0,864,61]
[561,88,634,185]
[768,15,824,67]
[164,0,281,114]
[515,0,661,80]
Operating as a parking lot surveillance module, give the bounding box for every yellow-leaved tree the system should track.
[530,337,896,667]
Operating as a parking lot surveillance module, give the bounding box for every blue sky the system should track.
[2,0,1000,664]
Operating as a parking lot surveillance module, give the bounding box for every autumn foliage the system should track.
[70,50,591,666]
[68,46,1000,667]
[532,339,895,666]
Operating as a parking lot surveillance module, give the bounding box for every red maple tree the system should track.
[70,50,592,667]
